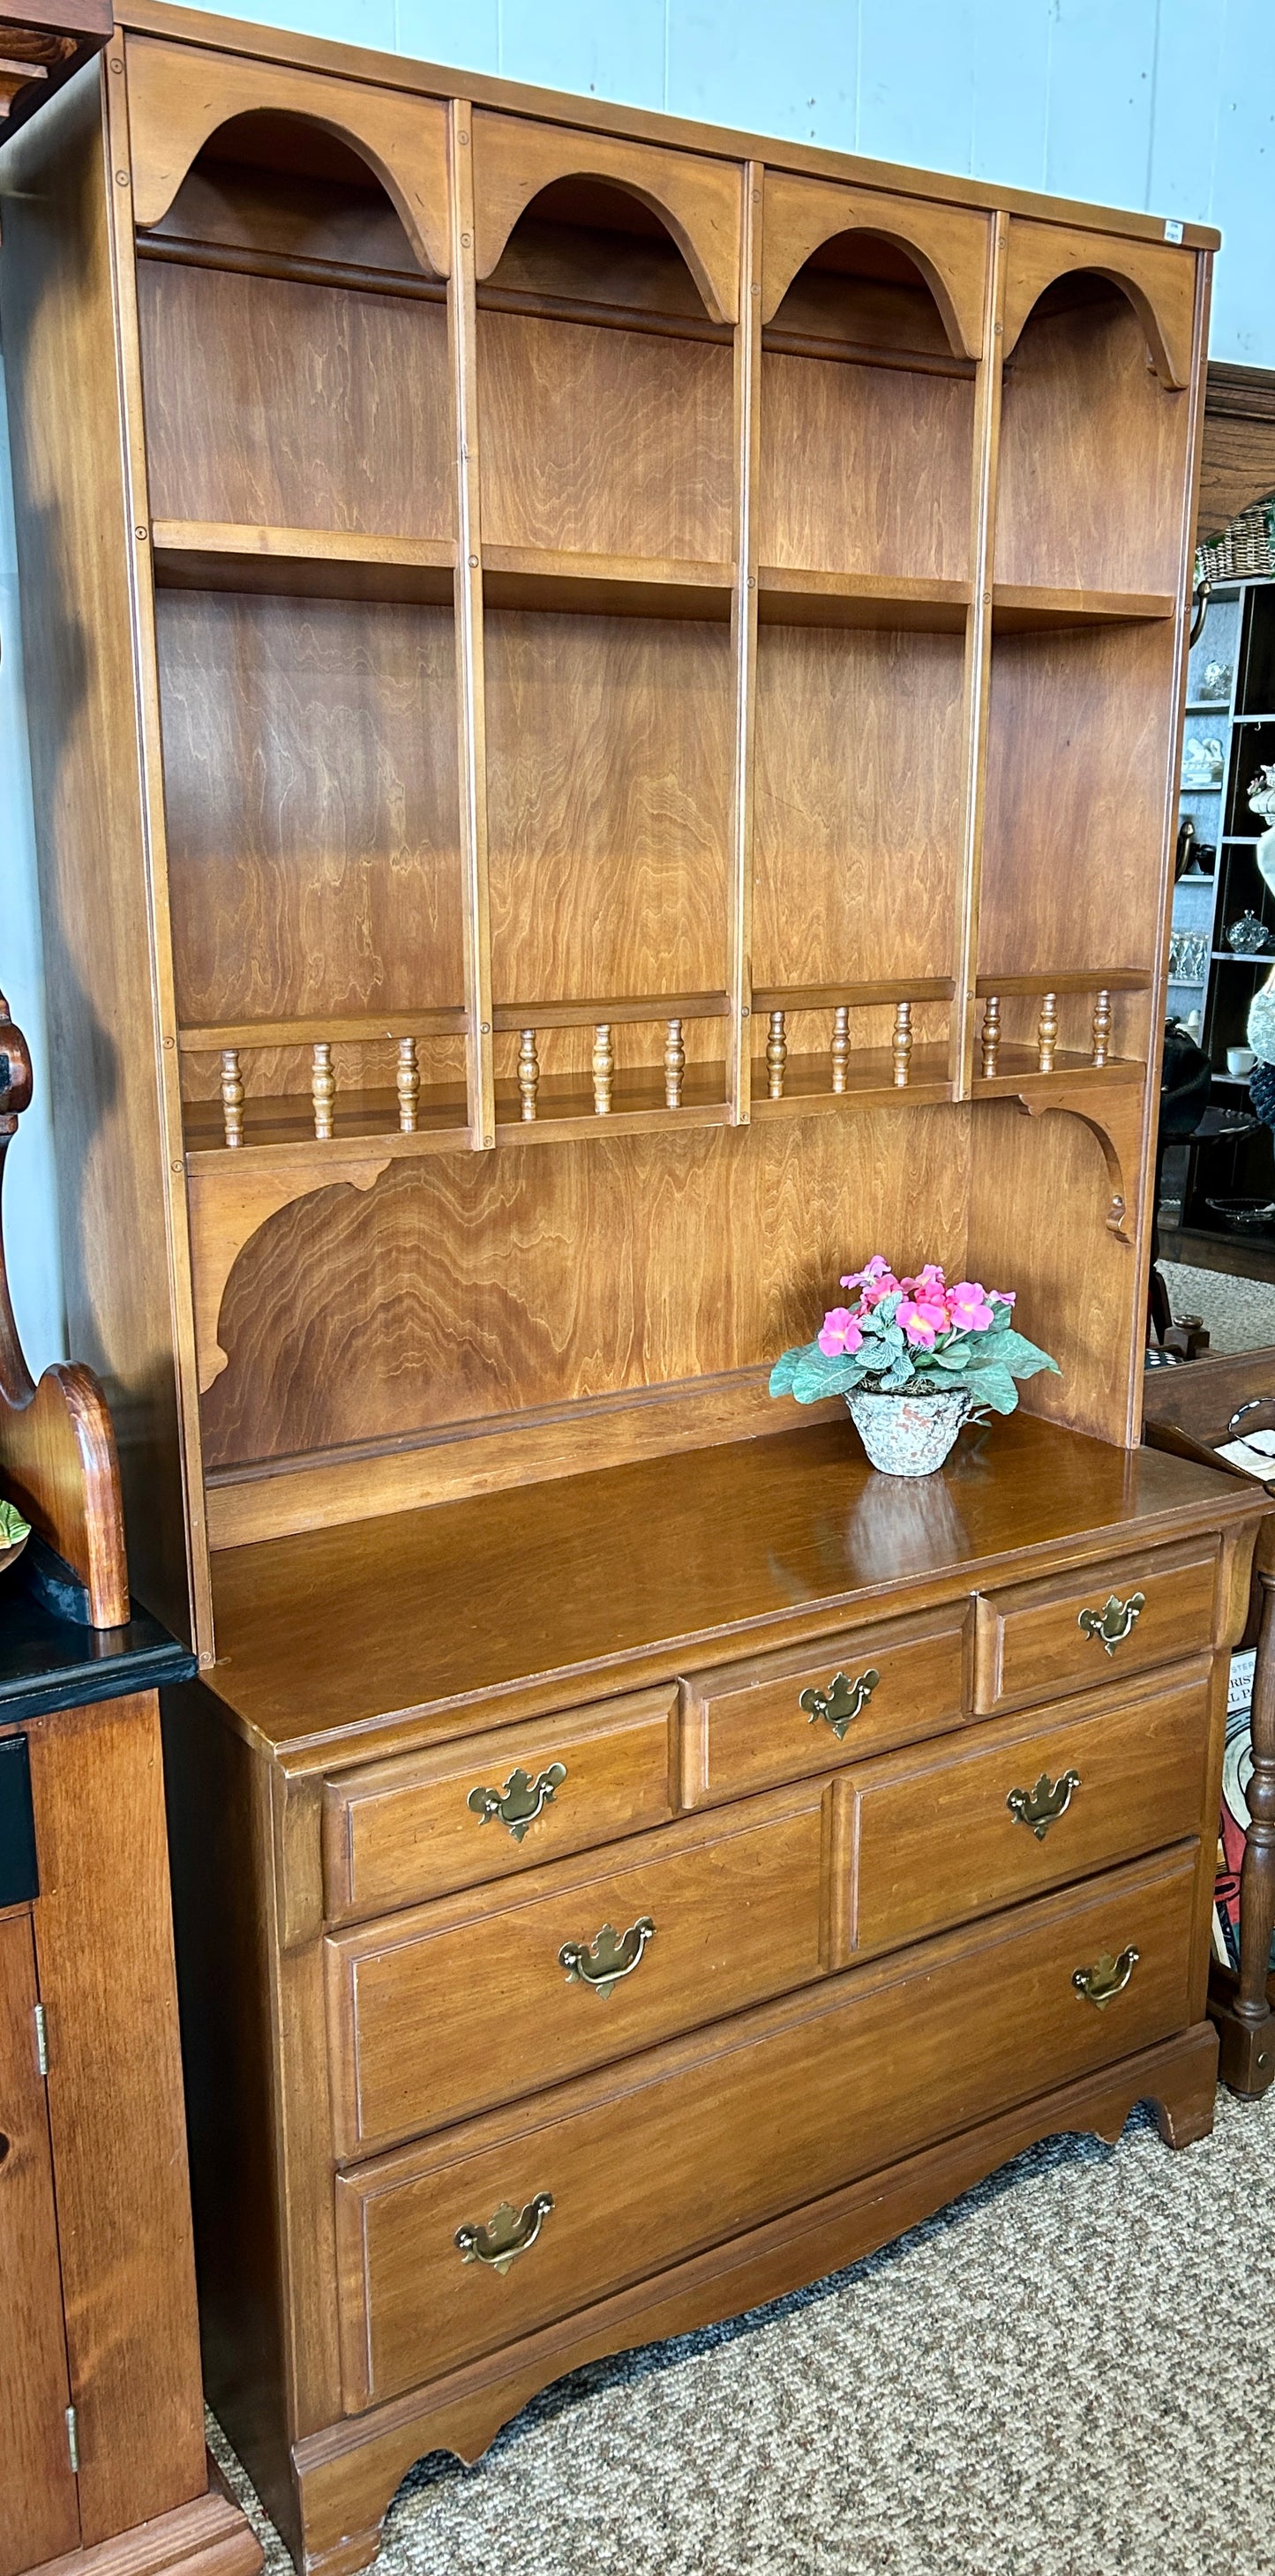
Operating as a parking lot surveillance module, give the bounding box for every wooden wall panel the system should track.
[996,286,1190,595]
[753,625,964,987]
[200,1108,971,1469]
[157,592,462,1025]
[978,620,1176,985]
[477,312,733,562]
[968,1098,1137,1444]
[484,610,731,1005]
[758,356,973,582]
[139,266,453,538]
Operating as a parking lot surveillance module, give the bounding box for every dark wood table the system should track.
[1145,1346,1275,2094]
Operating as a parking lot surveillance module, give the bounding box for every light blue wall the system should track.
[4,0,1273,1368]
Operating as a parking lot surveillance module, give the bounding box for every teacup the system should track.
[1227,1046,1257,1077]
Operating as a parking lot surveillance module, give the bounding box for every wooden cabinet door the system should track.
[0,1908,79,2576]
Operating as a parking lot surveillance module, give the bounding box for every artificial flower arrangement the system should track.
[770,1257,1060,1474]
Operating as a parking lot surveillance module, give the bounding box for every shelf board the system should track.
[756,567,970,633]
[991,585,1176,633]
[971,1052,1144,1097]
[1184,700,1234,713]
[752,977,955,1013]
[491,991,729,1031]
[152,521,456,605]
[178,1006,469,1052]
[184,1087,470,1160]
[973,969,1151,998]
[751,1045,952,1117]
[483,546,734,621]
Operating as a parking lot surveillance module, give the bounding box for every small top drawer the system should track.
[973,1538,1219,1715]
[323,1687,677,1923]
[680,1605,970,1808]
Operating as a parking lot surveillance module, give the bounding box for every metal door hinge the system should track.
[65,2406,79,2474]
[34,2003,49,2076]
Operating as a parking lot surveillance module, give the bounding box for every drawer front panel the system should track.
[974,1540,1219,1715]
[324,1687,678,1921]
[335,1846,1196,2408]
[326,1782,829,2155]
[681,1606,969,1808]
[849,1669,1210,1958]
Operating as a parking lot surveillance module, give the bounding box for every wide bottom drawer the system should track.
[334,1843,1199,2408]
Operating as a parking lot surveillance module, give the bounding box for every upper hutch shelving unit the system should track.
[0,4,1211,1662]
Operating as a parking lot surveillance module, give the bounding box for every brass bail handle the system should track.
[1006,1769,1080,1841]
[1072,1946,1139,2008]
[799,1667,881,1741]
[455,2192,554,2274]
[468,1762,566,1841]
[559,1915,656,1998]
[1076,1591,1144,1657]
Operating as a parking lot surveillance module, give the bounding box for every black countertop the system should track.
[0,1563,195,1724]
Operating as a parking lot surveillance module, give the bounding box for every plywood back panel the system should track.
[753,625,965,987]
[968,1097,1139,1444]
[484,610,731,1007]
[139,262,453,537]
[478,310,733,561]
[157,590,462,1025]
[996,280,1191,595]
[201,1107,971,1470]
[759,350,973,582]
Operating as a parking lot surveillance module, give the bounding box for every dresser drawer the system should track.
[680,1606,970,1808]
[973,1539,1219,1715]
[323,1687,677,1923]
[326,1781,829,2155]
[846,1667,1210,1958]
[334,1846,1196,2408]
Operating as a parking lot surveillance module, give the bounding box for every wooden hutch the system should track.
[2,11,1267,2570]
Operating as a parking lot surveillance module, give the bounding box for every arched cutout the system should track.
[1001,221,1196,390]
[472,110,740,325]
[761,169,986,358]
[126,34,451,279]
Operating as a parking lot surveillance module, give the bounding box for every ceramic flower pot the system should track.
[845,1386,969,1477]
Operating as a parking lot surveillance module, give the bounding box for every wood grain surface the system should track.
[0,1905,79,2576]
[759,352,973,583]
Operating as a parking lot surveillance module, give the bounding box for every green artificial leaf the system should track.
[769,1346,803,1397]
[963,1361,1020,1414]
[876,1356,916,1391]
[0,1496,31,1546]
[968,1325,1061,1382]
[931,1340,972,1370]
[987,1302,1014,1332]
[791,1349,861,1403]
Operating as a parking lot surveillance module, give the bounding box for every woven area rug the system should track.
[210,2082,1275,2576]
[1159,1259,1275,1356]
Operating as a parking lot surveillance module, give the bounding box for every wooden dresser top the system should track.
[206,1414,1266,1764]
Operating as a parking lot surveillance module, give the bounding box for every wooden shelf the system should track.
[482,546,734,620]
[151,521,457,605]
[971,1051,1144,1097]
[491,992,729,1031]
[183,1088,470,1160]
[751,1045,953,1116]
[973,970,1152,997]
[178,1006,469,1052]
[991,585,1176,633]
[753,977,955,1012]
[756,567,970,633]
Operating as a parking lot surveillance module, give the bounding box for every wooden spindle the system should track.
[766,1009,787,1100]
[311,1040,334,1140]
[220,1047,244,1149]
[396,1037,419,1133]
[1037,992,1058,1075]
[892,999,912,1089]
[1091,990,1112,1068]
[664,1017,685,1110]
[592,1023,613,1115]
[830,1004,850,1095]
[518,1029,539,1122]
[980,994,1001,1078]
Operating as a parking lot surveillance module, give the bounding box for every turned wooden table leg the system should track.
[1232,1567,1275,2085]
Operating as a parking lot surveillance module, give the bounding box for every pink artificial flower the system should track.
[946,1280,995,1332]
[990,1289,1016,1307]
[896,1294,947,1350]
[840,1255,898,1306]
[818,1307,864,1358]
[898,1263,947,1298]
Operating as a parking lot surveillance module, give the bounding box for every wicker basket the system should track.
[1196,494,1275,585]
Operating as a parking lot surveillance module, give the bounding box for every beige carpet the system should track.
[1159,1259,1275,1356]
[210,2081,1275,2576]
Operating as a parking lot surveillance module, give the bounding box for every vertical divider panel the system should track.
[1125,245,1214,1445]
[949,211,1007,1099]
[727,161,763,1127]
[447,101,495,1150]
[106,49,216,1665]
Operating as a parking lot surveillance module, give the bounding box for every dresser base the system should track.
[286,2022,1217,2576]
[22,2466,262,2576]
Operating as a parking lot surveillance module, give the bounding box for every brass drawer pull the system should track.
[1072,1945,1139,2009]
[467,1762,566,1841]
[559,1915,656,1998]
[1076,1591,1144,1656]
[1007,1768,1081,1841]
[799,1667,881,1741]
[455,2192,554,2274]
